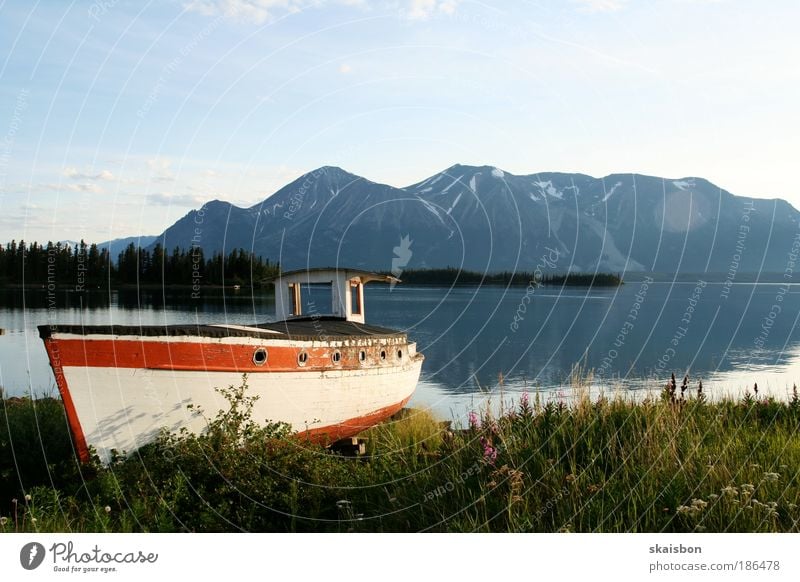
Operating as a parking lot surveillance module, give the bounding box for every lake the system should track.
[2,281,800,420]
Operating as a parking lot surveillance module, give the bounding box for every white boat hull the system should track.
[62,361,421,462]
[39,319,424,463]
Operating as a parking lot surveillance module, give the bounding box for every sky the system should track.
[1,0,798,243]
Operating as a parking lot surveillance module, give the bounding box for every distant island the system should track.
[393,267,623,287]
[0,240,622,290]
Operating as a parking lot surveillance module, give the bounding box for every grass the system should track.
[2,377,800,532]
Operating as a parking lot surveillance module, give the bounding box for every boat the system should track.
[38,268,424,463]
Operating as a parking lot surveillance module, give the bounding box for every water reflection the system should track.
[2,283,800,413]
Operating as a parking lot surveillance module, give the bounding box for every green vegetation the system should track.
[2,378,800,532]
[0,240,279,288]
[394,267,623,287]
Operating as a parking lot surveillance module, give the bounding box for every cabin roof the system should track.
[264,268,400,285]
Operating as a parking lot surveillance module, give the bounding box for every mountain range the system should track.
[150,165,799,275]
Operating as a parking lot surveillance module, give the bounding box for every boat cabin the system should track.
[269,268,399,324]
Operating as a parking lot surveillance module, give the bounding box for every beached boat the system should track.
[38,268,424,463]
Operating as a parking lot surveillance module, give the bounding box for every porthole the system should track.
[359,350,367,363]
[298,351,308,366]
[332,351,341,364]
[380,349,387,361]
[397,349,403,360]
[253,348,268,366]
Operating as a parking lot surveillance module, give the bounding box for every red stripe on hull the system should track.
[51,338,403,373]
[299,395,412,445]
[42,338,91,463]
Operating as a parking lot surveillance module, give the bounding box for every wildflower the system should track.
[709,494,719,500]
[691,498,708,511]
[0,517,7,526]
[24,494,31,502]
[468,411,480,430]
[677,505,692,515]
[789,503,797,510]
[722,486,738,497]
[480,437,498,464]
[104,506,111,513]
[30,517,37,524]
[741,483,755,493]
[519,391,531,416]
[764,472,780,482]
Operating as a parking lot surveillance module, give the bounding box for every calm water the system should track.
[2,282,800,419]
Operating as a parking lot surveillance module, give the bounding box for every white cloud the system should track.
[40,182,104,193]
[147,157,175,182]
[407,0,459,20]
[62,167,115,181]
[146,192,207,206]
[183,0,458,23]
[572,0,626,12]
[183,0,313,24]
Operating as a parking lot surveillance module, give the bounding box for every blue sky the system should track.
[1,0,798,243]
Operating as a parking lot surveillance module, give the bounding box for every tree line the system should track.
[0,240,279,288]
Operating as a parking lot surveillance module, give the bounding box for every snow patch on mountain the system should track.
[469,175,478,192]
[602,181,623,202]
[441,176,462,193]
[417,197,446,225]
[534,180,563,199]
[447,192,463,215]
[673,180,693,191]
[491,167,505,178]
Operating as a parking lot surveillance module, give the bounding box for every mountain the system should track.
[151,165,800,275]
[98,235,158,260]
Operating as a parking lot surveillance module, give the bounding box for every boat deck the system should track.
[38,317,406,341]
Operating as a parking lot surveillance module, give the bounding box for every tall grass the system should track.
[2,377,800,532]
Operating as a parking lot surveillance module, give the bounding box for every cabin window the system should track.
[359,350,366,363]
[253,348,268,366]
[298,351,308,366]
[350,282,362,315]
[300,282,333,317]
[397,349,403,360]
[332,350,341,364]
[380,349,387,361]
[288,283,301,316]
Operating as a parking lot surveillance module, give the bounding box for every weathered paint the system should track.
[49,336,411,373]
[42,333,423,463]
